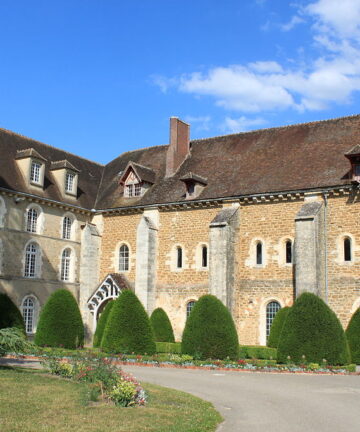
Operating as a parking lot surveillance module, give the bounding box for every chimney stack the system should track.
[165,117,190,177]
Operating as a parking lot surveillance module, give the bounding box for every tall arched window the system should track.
[202,245,208,268]
[26,208,38,233]
[61,248,71,281]
[186,300,196,318]
[256,242,263,265]
[344,237,352,262]
[22,296,36,334]
[24,243,38,278]
[266,301,281,339]
[119,244,129,271]
[62,216,72,240]
[285,240,292,264]
[177,247,183,269]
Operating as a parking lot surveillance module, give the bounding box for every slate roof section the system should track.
[180,172,208,185]
[0,128,103,209]
[50,160,81,172]
[119,161,156,184]
[15,148,47,161]
[109,273,133,291]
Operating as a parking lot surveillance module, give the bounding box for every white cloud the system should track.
[153,0,360,120]
[184,115,211,131]
[281,15,305,32]
[223,116,267,133]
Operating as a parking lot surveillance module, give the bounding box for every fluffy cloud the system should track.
[222,116,267,133]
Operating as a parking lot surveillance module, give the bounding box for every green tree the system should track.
[267,306,291,348]
[35,289,84,349]
[150,308,175,342]
[0,293,25,332]
[346,307,360,364]
[101,290,156,354]
[93,300,115,348]
[182,295,239,360]
[277,293,350,365]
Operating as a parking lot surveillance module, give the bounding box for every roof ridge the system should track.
[130,161,155,171]
[190,113,360,143]
[0,127,104,167]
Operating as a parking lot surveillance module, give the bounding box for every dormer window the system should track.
[119,161,155,198]
[15,148,47,189]
[180,172,207,199]
[50,160,80,198]
[345,145,360,182]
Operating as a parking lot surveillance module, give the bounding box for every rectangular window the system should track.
[30,161,41,183]
[134,183,141,196]
[65,172,75,193]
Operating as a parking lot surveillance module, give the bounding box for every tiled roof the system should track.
[50,160,80,172]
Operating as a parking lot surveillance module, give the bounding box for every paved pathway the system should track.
[122,365,360,432]
[1,358,360,432]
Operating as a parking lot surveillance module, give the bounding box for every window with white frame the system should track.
[26,208,38,233]
[22,296,36,334]
[24,243,38,278]
[125,182,142,197]
[62,216,72,239]
[186,300,196,318]
[61,248,71,281]
[30,161,41,184]
[119,244,129,271]
[266,301,281,340]
[65,172,75,193]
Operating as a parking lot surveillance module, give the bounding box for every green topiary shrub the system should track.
[155,342,182,354]
[34,289,84,349]
[0,293,25,332]
[239,345,277,360]
[93,301,115,348]
[150,308,175,342]
[101,290,156,355]
[181,294,239,360]
[277,293,350,365]
[267,306,291,348]
[346,307,360,364]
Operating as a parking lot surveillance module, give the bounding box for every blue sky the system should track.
[1,0,360,164]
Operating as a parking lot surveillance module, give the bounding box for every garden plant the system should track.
[93,300,114,348]
[346,307,360,364]
[267,306,291,348]
[150,308,175,342]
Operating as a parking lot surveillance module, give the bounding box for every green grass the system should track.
[0,367,222,432]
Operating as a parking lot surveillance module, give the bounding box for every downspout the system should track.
[323,193,328,303]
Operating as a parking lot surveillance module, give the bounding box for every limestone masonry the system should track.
[1,115,360,344]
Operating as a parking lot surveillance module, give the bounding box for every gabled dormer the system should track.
[15,148,47,189]
[180,172,207,199]
[50,160,80,198]
[119,162,155,198]
[345,145,360,183]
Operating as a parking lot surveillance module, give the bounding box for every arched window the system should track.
[177,247,183,269]
[22,296,36,334]
[285,240,292,264]
[62,216,72,240]
[61,248,71,281]
[202,245,208,268]
[344,237,352,262]
[26,208,38,233]
[266,301,281,339]
[24,243,38,278]
[186,301,196,318]
[119,244,129,271]
[256,242,263,265]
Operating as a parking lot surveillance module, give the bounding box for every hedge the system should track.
[150,308,175,342]
[346,307,360,364]
[277,293,350,365]
[101,290,156,355]
[0,293,25,332]
[182,294,239,360]
[156,342,181,354]
[35,289,84,349]
[93,300,115,348]
[267,306,291,348]
[239,345,277,360]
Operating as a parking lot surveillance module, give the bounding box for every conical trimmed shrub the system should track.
[182,295,239,360]
[101,290,156,354]
[277,293,350,365]
[150,308,175,342]
[267,306,291,348]
[0,293,25,332]
[35,289,84,349]
[93,300,115,348]
[346,307,360,364]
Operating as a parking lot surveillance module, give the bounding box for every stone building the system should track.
[1,114,360,345]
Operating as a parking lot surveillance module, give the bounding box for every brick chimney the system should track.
[165,117,190,177]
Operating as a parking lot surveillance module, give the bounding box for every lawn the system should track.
[0,367,222,432]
